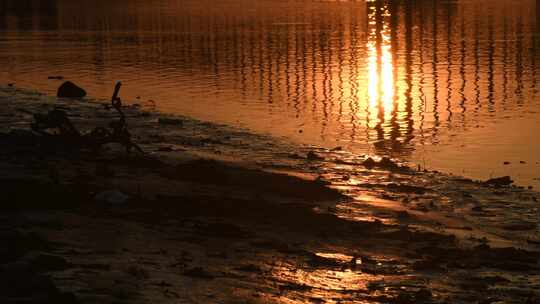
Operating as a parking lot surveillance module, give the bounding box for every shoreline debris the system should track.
[484,176,513,187]
[362,157,401,171]
[32,81,143,154]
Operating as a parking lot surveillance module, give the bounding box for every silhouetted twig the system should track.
[31,81,143,154]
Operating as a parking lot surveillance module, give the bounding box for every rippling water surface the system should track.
[1,0,539,186]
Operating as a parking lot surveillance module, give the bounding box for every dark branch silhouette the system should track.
[31,82,143,154]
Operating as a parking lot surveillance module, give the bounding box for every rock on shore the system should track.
[57,81,86,98]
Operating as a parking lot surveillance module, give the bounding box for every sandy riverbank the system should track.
[1,87,539,303]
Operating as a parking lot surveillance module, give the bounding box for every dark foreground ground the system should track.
[1,88,540,304]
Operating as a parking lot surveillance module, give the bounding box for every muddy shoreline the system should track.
[1,88,539,303]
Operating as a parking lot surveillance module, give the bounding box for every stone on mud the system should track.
[95,190,129,204]
[57,81,86,98]
[484,176,513,187]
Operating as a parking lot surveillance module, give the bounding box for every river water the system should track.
[1,0,539,187]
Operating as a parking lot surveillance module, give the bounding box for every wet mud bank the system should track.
[1,87,539,303]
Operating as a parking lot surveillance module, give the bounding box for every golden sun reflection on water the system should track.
[268,252,412,303]
[366,2,395,130]
[1,0,539,186]
[270,262,376,301]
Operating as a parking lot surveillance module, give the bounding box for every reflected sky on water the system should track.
[0,0,539,185]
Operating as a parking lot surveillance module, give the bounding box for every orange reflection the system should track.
[366,1,394,128]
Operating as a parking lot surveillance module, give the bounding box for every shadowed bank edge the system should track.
[0,85,539,303]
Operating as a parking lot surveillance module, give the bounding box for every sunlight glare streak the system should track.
[366,3,395,129]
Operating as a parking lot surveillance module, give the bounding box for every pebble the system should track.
[95,190,129,204]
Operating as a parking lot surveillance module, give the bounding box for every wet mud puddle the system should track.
[1,87,539,303]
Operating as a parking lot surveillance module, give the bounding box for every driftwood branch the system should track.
[31,81,143,154]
